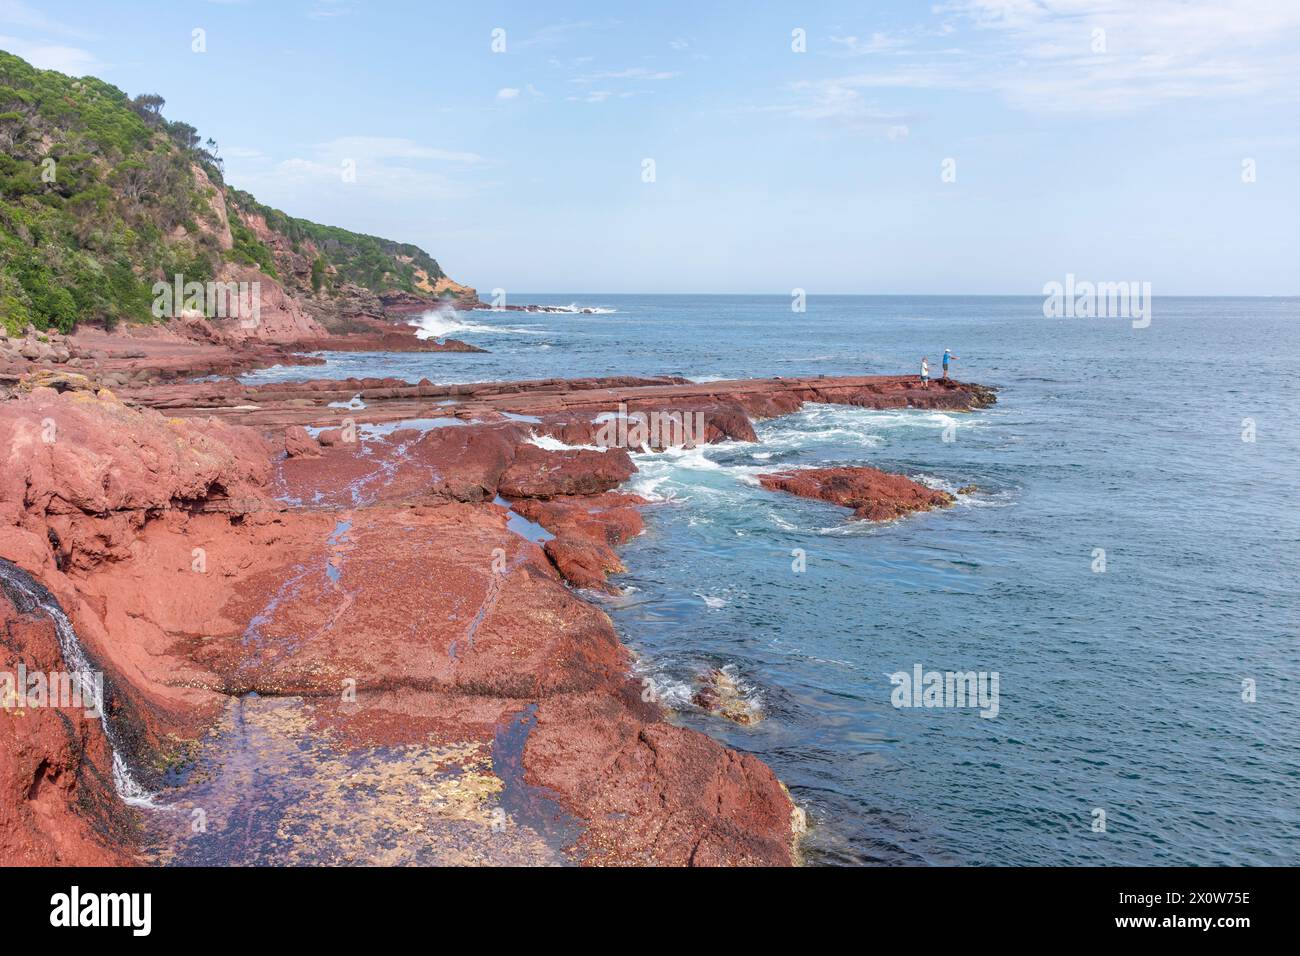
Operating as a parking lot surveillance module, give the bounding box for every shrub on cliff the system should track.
[311,255,327,293]
[230,218,279,278]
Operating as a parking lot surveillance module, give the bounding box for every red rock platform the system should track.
[0,370,994,866]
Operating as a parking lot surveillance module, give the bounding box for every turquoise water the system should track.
[245,295,1300,865]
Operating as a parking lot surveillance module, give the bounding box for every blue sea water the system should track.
[245,295,1300,865]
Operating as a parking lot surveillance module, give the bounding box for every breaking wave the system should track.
[409,308,544,339]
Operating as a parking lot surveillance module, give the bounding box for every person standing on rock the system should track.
[942,348,959,380]
[920,357,930,389]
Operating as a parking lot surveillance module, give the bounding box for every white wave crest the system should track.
[527,432,608,453]
[548,303,618,314]
[409,308,543,339]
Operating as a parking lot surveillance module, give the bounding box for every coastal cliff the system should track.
[0,50,474,345]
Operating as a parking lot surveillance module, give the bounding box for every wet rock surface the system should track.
[0,582,131,865]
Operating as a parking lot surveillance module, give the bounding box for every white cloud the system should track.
[0,0,99,73]
[319,136,484,164]
[226,136,490,207]
[774,77,911,128]
[0,0,91,37]
[788,1,1300,119]
[307,0,351,18]
[515,21,601,50]
[497,87,521,100]
[829,32,911,55]
[933,0,1300,112]
[0,34,98,74]
[575,66,680,83]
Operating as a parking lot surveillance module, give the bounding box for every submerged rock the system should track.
[692,666,764,726]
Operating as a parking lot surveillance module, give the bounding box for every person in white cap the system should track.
[942,348,959,380]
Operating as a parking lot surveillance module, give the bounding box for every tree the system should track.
[165,120,200,151]
[130,93,165,124]
[112,159,150,203]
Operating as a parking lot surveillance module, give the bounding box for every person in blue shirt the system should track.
[942,348,959,379]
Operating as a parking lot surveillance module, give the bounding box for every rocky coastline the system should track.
[0,327,995,866]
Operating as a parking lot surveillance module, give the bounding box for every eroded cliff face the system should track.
[217,187,479,341]
[160,165,484,346]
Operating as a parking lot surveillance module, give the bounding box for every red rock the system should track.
[499,444,636,498]
[0,586,131,865]
[64,321,323,385]
[508,493,646,547]
[407,425,520,503]
[524,690,798,866]
[119,374,993,443]
[213,262,328,344]
[283,425,321,458]
[759,465,955,521]
[509,493,646,590]
[0,390,274,572]
[308,316,488,354]
[543,537,625,592]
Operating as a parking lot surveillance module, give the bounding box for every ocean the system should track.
[244,294,1300,865]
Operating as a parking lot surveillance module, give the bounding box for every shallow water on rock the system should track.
[139,695,567,866]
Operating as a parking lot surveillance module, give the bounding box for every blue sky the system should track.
[2,0,1298,294]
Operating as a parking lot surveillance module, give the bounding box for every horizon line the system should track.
[491,291,1300,299]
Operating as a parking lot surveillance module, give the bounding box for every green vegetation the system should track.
[229,217,278,278]
[0,49,449,335]
[227,188,445,295]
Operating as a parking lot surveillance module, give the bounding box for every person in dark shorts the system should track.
[920,357,930,388]
[942,348,959,379]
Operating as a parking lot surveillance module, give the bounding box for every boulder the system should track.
[284,425,322,459]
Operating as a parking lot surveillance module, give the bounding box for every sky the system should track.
[2,0,1298,295]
